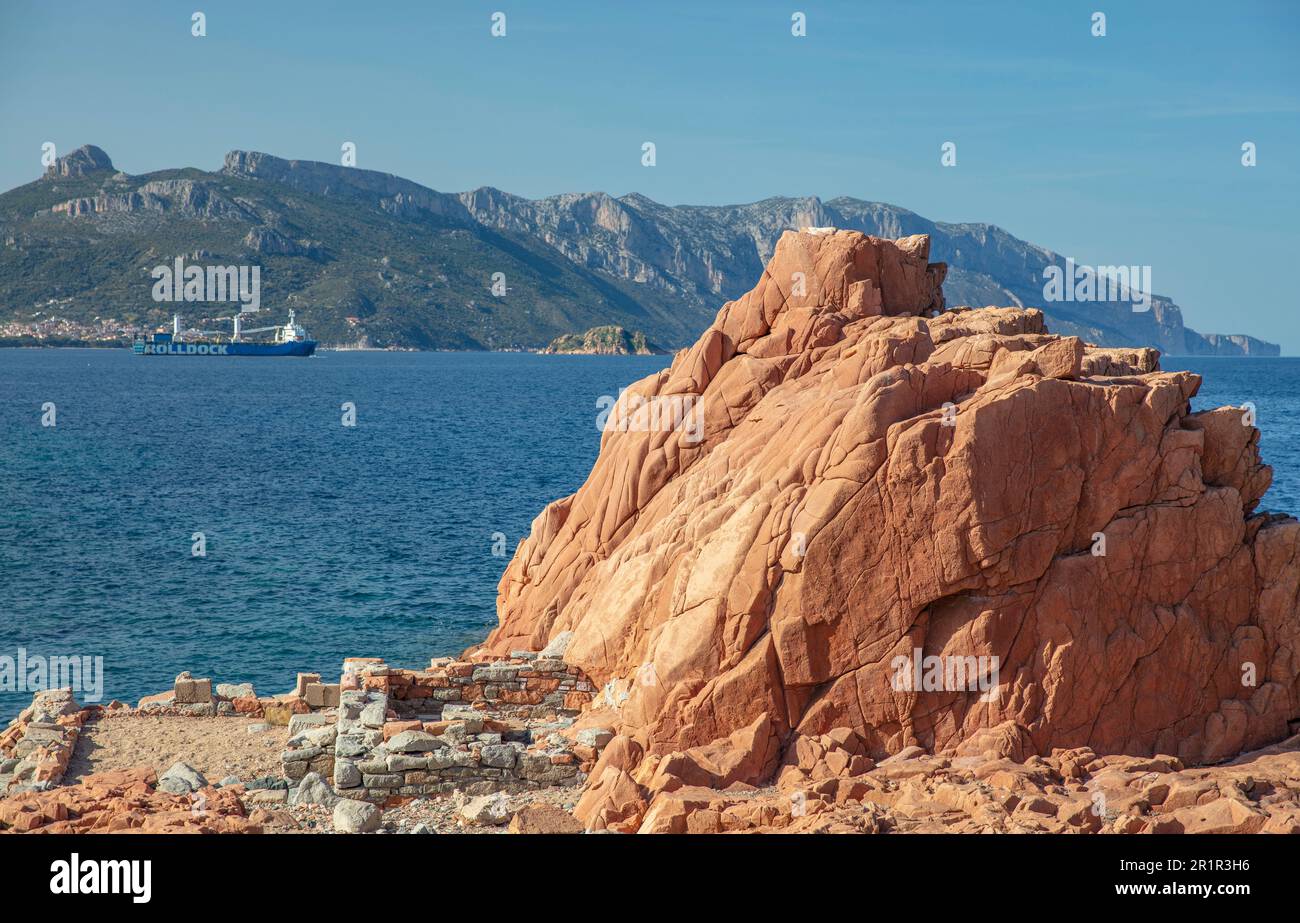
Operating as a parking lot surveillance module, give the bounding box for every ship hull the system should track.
[134,340,316,356]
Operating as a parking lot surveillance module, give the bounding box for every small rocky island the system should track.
[541,325,665,355]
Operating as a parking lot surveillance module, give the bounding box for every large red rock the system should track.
[479,229,1300,831]
[0,766,258,834]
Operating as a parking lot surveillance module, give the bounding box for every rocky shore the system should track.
[3,229,1298,835]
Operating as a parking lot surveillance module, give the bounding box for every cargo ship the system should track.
[133,310,316,356]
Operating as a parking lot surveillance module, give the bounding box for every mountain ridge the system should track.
[0,145,1278,355]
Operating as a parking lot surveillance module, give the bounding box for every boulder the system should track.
[333,799,381,833]
[216,682,255,700]
[157,761,208,794]
[460,794,512,826]
[474,228,1300,831]
[289,772,338,807]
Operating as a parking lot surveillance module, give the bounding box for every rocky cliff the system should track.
[477,229,1300,832]
[0,146,1278,353]
[1188,332,1281,357]
[460,190,1276,356]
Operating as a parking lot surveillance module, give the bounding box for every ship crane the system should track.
[229,310,304,343]
[231,314,280,341]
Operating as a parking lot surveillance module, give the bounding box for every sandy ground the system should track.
[259,782,587,834]
[66,715,290,784]
[53,715,586,834]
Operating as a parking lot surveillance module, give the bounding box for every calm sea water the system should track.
[0,348,670,718]
[0,350,1296,719]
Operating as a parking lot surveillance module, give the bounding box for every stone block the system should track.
[362,773,403,789]
[173,675,212,705]
[334,760,361,788]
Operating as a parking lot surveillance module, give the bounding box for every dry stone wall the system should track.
[282,654,604,803]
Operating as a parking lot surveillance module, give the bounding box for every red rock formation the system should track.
[0,768,258,834]
[478,229,1300,831]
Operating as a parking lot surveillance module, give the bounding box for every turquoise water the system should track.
[0,350,1295,719]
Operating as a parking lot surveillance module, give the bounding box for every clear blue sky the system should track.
[2,1,1297,349]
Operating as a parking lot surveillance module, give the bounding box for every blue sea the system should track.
[0,350,1296,719]
[0,349,670,719]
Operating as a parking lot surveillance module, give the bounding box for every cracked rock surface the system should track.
[477,229,1300,832]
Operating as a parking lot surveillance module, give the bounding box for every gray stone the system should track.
[362,773,403,788]
[280,746,322,763]
[333,799,381,833]
[460,793,512,826]
[334,760,362,788]
[247,788,288,805]
[245,776,289,791]
[386,754,428,772]
[216,682,255,699]
[173,674,212,705]
[441,705,482,722]
[387,730,443,753]
[18,727,64,745]
[336,734,370,757]
[288,713,330,737]
[479,744,518,769]
[540,631,573,659]
[472,664,518,683]
[449,748,479,768]
[576,727,615,749]
[289,771,339,807]
[426,750,456,771]
[305,682,340,708]
[299,725,338,749]
[24,720,63,731]
[31,688,80,716]
[246,723,270,734]
[518,752,576,783]
[217,775,240,787]
[359,702,386,728]
[158,760,207,794]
